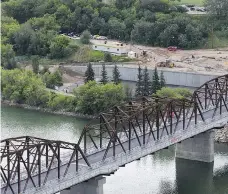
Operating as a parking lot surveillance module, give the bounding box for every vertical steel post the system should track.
[37,145,41,187]
[128,102,132,151]
[17,153,21,194]
[100,116,102,149]
[76,146,78,172]
[156,99,159,140]
[113,109,117,157]
[225,76,228,100]
[205,84,208,109]
[46,144,48,168]
[183,100,185,130]
[215,79,218,105]
[128,120,131,150]
[84,131,87,154]
[220,95,222,115]
[6,140,10,188]
[170,102,173,134]
[194,94,197,125]
[143,98,146,145]
[57,142,60,179]
[26,137,30,181]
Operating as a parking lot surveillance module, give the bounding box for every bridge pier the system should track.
[175,130,215,163]
[60,176,106,194]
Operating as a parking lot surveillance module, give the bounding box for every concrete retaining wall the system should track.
[62,64,221,88]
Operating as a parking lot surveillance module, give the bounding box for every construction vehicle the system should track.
[157,60,175,68]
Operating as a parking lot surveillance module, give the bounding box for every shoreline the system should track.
[1,100,228,143]
[1,100,96,119]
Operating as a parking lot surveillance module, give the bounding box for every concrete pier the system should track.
[60,176,106,194]
[175,130,215,163]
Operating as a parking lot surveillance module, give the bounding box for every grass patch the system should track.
[69,38,83,46]
[71,46,135,62]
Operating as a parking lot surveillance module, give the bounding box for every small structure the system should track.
[128,51,137,59]
[92,41,127,56]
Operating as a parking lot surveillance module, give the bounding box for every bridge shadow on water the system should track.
[175,158,214,194]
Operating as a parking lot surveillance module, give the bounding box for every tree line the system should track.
[2,0,227,69]
[84,63,121,85]
[135,66,165,96]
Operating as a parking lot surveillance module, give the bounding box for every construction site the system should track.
[91,39,228,74]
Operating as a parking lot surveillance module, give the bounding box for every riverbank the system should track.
[2,100,228,143]
[215,125,228,143]
[1,100,96,119]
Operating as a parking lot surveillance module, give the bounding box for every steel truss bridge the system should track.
[1,74,228,194]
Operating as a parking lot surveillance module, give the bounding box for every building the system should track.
[128,51,138,59]
[92,41,128,56]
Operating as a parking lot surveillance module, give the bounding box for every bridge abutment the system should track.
[175,130,215,163]
[60,176,106,194]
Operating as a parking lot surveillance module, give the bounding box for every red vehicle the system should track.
[167,46,177,51]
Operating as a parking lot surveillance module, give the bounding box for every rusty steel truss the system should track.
[78,74,228,159]
[0,136,90,194]
[1,74,228,193]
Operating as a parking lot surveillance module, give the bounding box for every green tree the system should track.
[160,71,166,88]
[135,65,143,96]
[124,85,133,101]
[42,70,63,89]
[155,87,192,99]
[80,30,91,44]
[49,35,72,59]
[151,67,161,94]
[100,64,108,84]
[108,18,126,40]
[74,81,125,115]
[1,44,17,69]
[113,65,121,84]
[104,53,112,62]
[142,67,151,96]
[31,55,39,74]
[84,63,95,83]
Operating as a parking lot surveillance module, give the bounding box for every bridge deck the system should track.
[1,107,228,194]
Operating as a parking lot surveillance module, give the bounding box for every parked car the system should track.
[97,36,107,40]
[167,46,177,51]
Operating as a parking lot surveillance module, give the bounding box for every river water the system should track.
[1,105,228,194]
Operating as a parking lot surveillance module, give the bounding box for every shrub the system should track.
[47,93,77,111]
[74,81,125,115]
[104,53,112,62]
[155,87,192,99]
[80,30,91,44]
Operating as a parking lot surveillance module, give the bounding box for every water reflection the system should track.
[176,158,214,194]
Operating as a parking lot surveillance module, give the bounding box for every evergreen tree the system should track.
[31,55,39,74]
[104,53,113,62]
[113,65,121,84]
[142,67,151,96]
[135,65,143,96]
[84,63,95,83]
[160,71,166,88]
[151,67,161,94]
[100,64,108,84]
